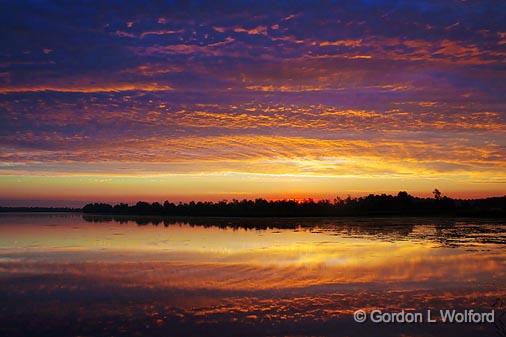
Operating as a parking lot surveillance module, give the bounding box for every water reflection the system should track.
[0,213,505,337]
[83,214,506,246]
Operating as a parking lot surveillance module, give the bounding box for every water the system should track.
[0,213,505,337]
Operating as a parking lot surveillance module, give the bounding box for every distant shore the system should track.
[1,192,504,218]
[0,207,80,213]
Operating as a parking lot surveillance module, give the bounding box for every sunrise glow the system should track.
[0,1,504,205]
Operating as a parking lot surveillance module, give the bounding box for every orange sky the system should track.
[0,2,505,205]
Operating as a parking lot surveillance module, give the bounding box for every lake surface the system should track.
[0,213,505,337]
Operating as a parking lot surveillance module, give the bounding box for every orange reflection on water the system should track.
[1,213,504,290]
[1,214,505,337]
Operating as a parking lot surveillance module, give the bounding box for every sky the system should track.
[0,0,505,206]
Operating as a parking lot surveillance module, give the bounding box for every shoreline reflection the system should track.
[0,213,504,337]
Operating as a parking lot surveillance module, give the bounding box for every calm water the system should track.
[0,213,505,337]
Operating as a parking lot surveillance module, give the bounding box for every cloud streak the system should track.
[0,0,504,199]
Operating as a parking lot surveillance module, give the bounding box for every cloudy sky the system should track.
[0,0,505,205]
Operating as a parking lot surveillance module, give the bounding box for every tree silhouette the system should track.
[80,192,506,218]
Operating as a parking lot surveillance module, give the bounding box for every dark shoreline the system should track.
[1,192,505,218]
[0,209,505,218]
[0,211,505,221]
[0,207,80,213]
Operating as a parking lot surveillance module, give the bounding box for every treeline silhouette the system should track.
[82,191,505,217]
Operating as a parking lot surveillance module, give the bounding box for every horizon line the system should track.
[1,190,505,209]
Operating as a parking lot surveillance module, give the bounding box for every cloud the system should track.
[0,83,173,93]
[139,29,184,39]
[0,0,504,195]
[0,133,504,180]
[233,25,268,36]
[319,39,363,47]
